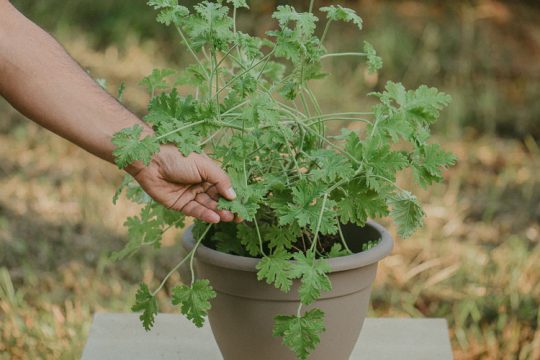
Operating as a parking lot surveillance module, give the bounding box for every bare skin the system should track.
[0,1,238,224]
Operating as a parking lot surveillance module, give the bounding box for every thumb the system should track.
[197,157,236,201]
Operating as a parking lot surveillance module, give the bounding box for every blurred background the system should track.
[0,1,539,359]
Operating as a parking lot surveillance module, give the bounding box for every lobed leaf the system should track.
[256,251,294,292]
[172,279,216,328]
[388,191,425,238]
[290,250,332,305]
[363,41,382,73]
[320,5,363,29]
[412,143,457,187]
[273,309,326,360]
[132,283,159,331]
[112,125,160,169]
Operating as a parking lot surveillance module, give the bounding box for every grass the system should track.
[1,13,540,360]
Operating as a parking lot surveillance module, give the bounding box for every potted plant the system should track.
[111,1,456,359]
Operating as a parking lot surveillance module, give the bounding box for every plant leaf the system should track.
[236,222,262,256]
[131,283,159,331]
[320,5,363,29]
[226,0,249,9]
[112,125,160,169]
[412,143,457,187]
[326,243,351,258]
[363,41,382,73]
[275,181,338,235]
[388,191,425,238]
[172,279,217,328]
[148,0,189,26]
[139,68,175,94]
[273,309,326,360]
[290,250,332,305]
[256,251,294,292]
[309,149,354,182]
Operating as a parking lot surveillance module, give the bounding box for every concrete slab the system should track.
[81,313,453,360]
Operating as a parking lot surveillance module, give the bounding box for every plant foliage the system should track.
[112,1,455,358]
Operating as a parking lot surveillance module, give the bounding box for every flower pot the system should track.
[182,220,393,360]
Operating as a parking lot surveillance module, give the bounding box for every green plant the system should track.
[111,1,456,358]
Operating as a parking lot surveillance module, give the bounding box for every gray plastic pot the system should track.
[182,220,393,360]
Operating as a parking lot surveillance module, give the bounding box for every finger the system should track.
[205,185,241,222]
[196,158,236,200]
[181,201,221,224]
[195,193,235,222]
[234,215,244,223]
[205,184,220,201]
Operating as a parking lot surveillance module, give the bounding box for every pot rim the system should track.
[182,220,393,273]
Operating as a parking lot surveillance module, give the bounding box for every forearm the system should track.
[0,1,151,166]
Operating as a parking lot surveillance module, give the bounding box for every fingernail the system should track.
[209,213,220,223]
[227,187,236,199]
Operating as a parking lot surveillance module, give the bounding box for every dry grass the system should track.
[0,36,539,360]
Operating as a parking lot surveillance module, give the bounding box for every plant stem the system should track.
[199,131,219,147]
[303,86,324,144]
[337,223,353,255]
[308,0,315,13]
[279,126,301,172]
[152,223,213,296]
[293,119,360,164]
[308,111,375,118]
[320,20,332,45]
[190,224,213,285]
[320,52,367,59]
[307,117,372,126]
[216,49,276,97]
[233,7,237,34]
[156,120,206,141]
[310,193,328,252]
[253,217,266,256]
[221,99,249,115]
[216,44,238,69]
[175,25,209,78]
[212,51,222,122]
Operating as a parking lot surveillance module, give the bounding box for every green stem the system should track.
[303,86,324,144]
[310,193,328,252]
[337,223,353,255]
[212,51,222,122]
[216,44,238,69]
[190,224,213,285]
[152,223,212,296]
[325,166,362,194]
[199,131,219,147]
[320,20,332,45]
[307,117,372,126]
[216,49,276,97]
[233,7,237,34]
[371,174,407,192]
[320,52,367,59]
[293,119,360,165]
[279,127,301,172]
[214,120,246,131]
[221,100,249,115]
[308,0,315,13]
[156,120,206,141]
[175,25,208,78]
[253,217,266,256]
[309,111,374,118]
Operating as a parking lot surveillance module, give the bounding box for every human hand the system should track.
[127,144,239,224]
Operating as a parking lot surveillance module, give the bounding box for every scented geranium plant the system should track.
[111,0,455,358]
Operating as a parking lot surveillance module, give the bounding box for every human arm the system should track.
[0,1,236,223]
